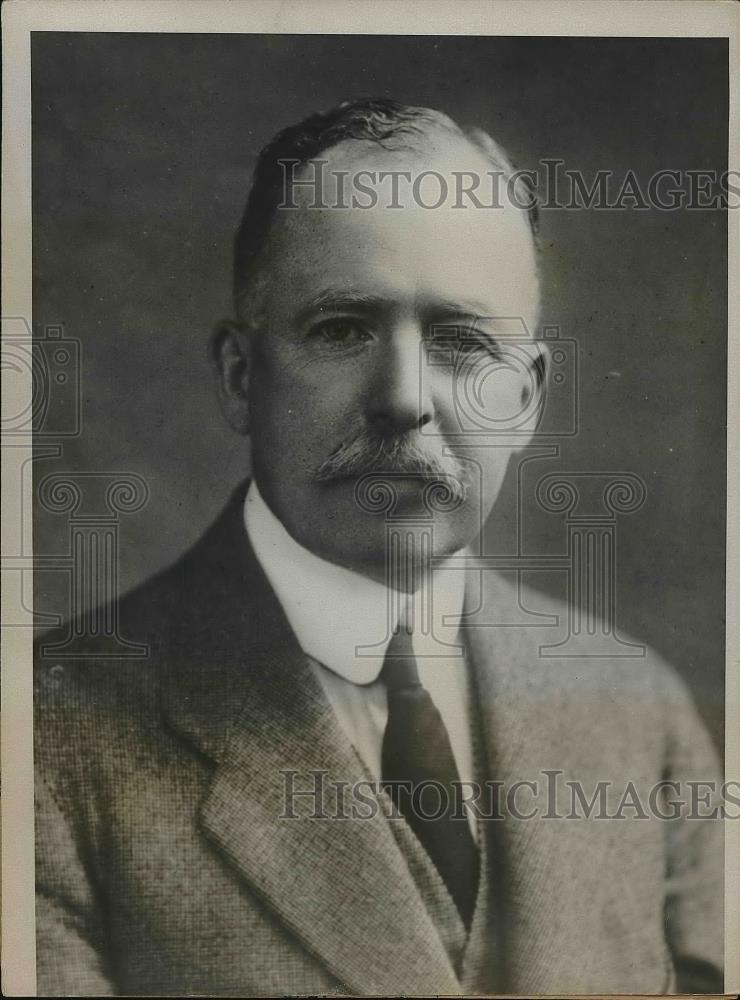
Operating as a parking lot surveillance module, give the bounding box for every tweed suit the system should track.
[34,483,724,996]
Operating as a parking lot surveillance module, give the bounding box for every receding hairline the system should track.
[233,98,539,322]
[289,120,509,177]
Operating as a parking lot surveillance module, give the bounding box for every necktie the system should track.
[380,624,479,928]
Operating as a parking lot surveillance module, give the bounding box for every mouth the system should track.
[312,431,470,513]
[347,468,469,515]
[320,468,440,486]
[376,473,436,488]
[320,469,455,488]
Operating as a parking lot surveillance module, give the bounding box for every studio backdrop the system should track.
[31,32,727,747]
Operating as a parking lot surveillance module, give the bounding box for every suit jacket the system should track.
[34,482,724,996]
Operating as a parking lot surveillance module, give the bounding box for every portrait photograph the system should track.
[1,1,738,996]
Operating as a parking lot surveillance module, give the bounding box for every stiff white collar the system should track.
[244,480,467,684]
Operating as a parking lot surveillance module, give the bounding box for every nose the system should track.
[364,328,434,437]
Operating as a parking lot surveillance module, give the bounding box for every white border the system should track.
[0,0,738,37]
[2,2,738,996]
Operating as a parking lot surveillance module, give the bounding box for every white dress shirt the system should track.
[244,481,477,836]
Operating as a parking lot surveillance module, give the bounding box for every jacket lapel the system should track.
[465,568,614,992]
[160,485,461,996]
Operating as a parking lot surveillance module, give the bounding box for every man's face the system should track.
[234,136,541,577]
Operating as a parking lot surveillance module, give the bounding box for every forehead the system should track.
[260,134,539,328]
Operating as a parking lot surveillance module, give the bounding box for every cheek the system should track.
[445,365,534,434]
[438,367,529,514]
[249,358,363,467]
[458,451,513,525]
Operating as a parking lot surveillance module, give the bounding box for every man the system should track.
[35,99,723,996]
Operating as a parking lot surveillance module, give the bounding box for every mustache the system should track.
[314,428,467,486]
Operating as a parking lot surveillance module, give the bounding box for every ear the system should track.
[513,340,549,451]
[209,320,251,435]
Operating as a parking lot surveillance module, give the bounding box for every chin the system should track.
[325,512,477,575]
[282,478,485,572]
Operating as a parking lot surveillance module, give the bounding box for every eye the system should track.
[430,328,503,366]
[307,318,372,348]
[455,333,490,357]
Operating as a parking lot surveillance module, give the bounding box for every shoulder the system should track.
[34,483,248,705]
[34,481,259,760]
[466,566,717,767]
[470,567,688,686]
[33,563,175,763]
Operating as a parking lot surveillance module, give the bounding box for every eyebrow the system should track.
[292,288,506,327]
[293,290,392,325]
[429,299,501,320]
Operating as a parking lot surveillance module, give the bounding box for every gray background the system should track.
[32,34,727,746]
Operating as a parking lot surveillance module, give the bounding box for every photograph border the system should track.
[2,2,738,996]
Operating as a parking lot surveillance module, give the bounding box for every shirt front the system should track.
[244,480,477,836]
